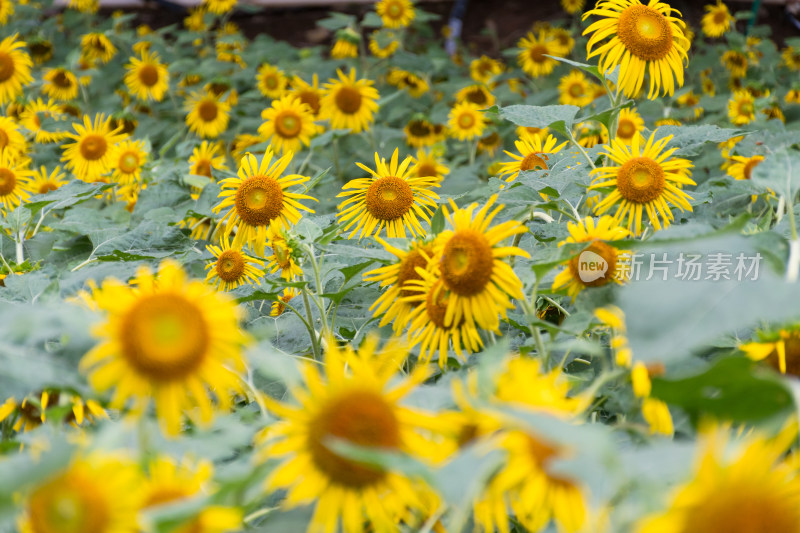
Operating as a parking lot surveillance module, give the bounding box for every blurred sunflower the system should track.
[205,236,264,291]
[0,116,26,159]
[376,0,415,28]
[80,32,117,64]
[256,63,287,99]
[413,148,449,182]
[721,50,748,78]
[782,46,800,70]
[583,0,690,98]
[469,55,503,84]
[728,90,755,125]
[331,28,360,59]
[265,225,302,280]
[741,327,800,375]
[289,74,323,116]
[558,70,595,107]
[675,91,703,119]
[320,68,379,133]
[213,148,315,256]
[80,259,248,435]
[477,131,502,156]
[0,34,33,105]
[561,0,585,15]
[42,68,79,101]
[615,107,645,144]
[404,118,434,147]
[727,154,763,181]
[455,84,496,108]
[786,89,800,104]
[368,30,399,58]
[497,132,567,183]
[589,131,695,235]
[61,113,125,182]
[549,27,577,56]
[700,69,715,96]
[0,0,13,23]
[258,94,317,154]
[111,138,148,185]
[447,101,486,141]
[29,165,68,195]
[124,49,169,102]
[517,31,561,78]
[203,0,236,15]
[189,140,228,179]
[0,396,45,433]
[337,148,439,239]
[270,287,299,317]
[701,0,734,37]
[185,91,231,138]
[574,120,609,148]
[256,335,436,533]
[387,69,429,98]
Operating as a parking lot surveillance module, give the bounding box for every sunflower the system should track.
[0,149,33,213]
[20,99,72,144]
[289,74,323,116]
[583,0,690,99]
[558,70,595,107]
[447,101,486,141]
[562,0,585,14]
[721,50,748,78]
[204,0,236,15]
[265,225,302,280]
[213,148,315,256]
[42,68,79,101]
[727,154,763,182]
[497,133,567,183]
[516,126,550,142]
[552,216,631,299]
[190,141,228,179]
[0,115,26,159]
[205,237,264,291]
[675,91,703,119]
[368,30,399,58]
[785,89,800,104]
[258,95,317,154]
[590,132,694,235]
[0,0,13,23]
[29,165,68,195]
[185,91,231,138]
[782,46,800,70]
[455,84,496,108]
[124,50,169,102]
[40,390,108,427]
[69,0,99,12]
[17,454,143,533]
[256,63,287,99]
[80,33,117,65]
[740,327,800,375]
[256,335,436,533]
[701,0,734,37]
[336,148,440,239]
[654,118,681,127]
[429,194,529,332]
[331,28,360,59]
[412,148,449,182]
[376,0,415,28]
[517,30,562,78]
[615,107,645,144]
[61,114,125,182]
[111,138,147,185]
[549,27,577,56]
[0,396,45,433]
[574,121,609,148]
[270,287,299,317]
[728,90,756,125]
[387,69,429,98]
[469,55,503,84]
[403,118,434,148]
[0,35,33,105]
[636,424,800,533]
[320,69,379,133]
[80,259,248,435]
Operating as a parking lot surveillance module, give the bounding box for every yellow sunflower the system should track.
[740,327,800,375]
[256,335,436,533]
[111,138,148,185]
[700,69,715,96]
[675,91,703,119]
[574,121,609,148]
[320,69,380,133]
[558,70,595,106]
[205,236,264,291]
[404,118,435,148]
[17,454,143,533]
[497,133,567,183]
[258,94,318,154]
[562,0,585,14]
[336,148,440,239]
[0,34,33,105]
[79,259,248,436]
[785,89,800,104]
[455,84,496,108]
[727,154,763,182]
[20,98,72,144]
[728,90,756,125]
[552,216,631,299]
[701,0,734,37]
[61,114,125,182]
[0,396,45,433]
[29,165,68,195]
[368,30,399,58]
[431,194,530,332]
[477,131,502,156]
[469,55,504,84]
[654,117,681,127]
[590,131,695,235]
[0,115,27,159]
[289,74,323,116]
[190,140,228,179]
[517,30,562,78]
[204,0,237,15]
[265,225,302,280]
[185,91,231,139]
[583,0,691,99]
[80,32,117,65]
[0,150,32,213]
[331,29,360,59]
[615,107,645,144]
[447,101,486,141]
[782,46,800,70]
[213,148,315,256]
[42,68,79,101]
[124,49,169,102]
[412,148,449,182]
[0,0,14,24]
[256,63,287,99]
[376,0,415,28]
[270,287,299,317]
[721,50,748,77]
[516,126,550,142]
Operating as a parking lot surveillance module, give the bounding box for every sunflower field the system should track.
[3,0,800,530]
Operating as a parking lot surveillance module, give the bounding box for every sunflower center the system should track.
[28,472,110,533]
[416,163,438,177]
[364,176,414,221]
[0,52,15,82]
[615,156,666,204]
[520,152,548,172]
[426,280,461,328]
[408,120,431,137]
[466,88,487,105]
[568,82,584,98]
[144,487,189,508]
[79,134,108,161]
[713,10,727,24]
[0,168,16,196]
[118,151,140,174]
[215,249,246,282]
[567,241,618,288]
[616,118,637,140]
[194,160,212,177]
[440,229,494,296]
[617,4,673,61]
[308,389,401,488]
[767,333,800,376]
[119,293,209,381]
[198,100,219,122]
[52,71,73,88]
[0,129,8,149]
[138,64,160,87]
[275,111,302,138]
[298,91,321,114]
[335,87,362,114]
[458,113,475,129]
[739,101,753,115]
[529,44,548,63]
[234,175,285,226]
[264,75,278,90]
[397,249,428,299]
[743,158,761,180]
[387,1,402,18]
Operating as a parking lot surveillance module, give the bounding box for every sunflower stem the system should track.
[567,129,596,170]
[332,137,342,180]
[301,285,322,360]
[525,277,549,367]
[468,139,477,166]
[15,232,24,264]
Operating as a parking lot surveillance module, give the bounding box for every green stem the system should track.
[301,285,321,360]
[567,129,596,170]
[15,231,24,264]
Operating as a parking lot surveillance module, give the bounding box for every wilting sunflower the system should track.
[497,132,567,183]
[583,0,690,99]
[331,28,360,59]
[615,107,645,144]
[0,116,26,159]
[368,30,399,58]
[256,63,287,99]
[728,90,756,125]
[289,74,323,116]
[42,68,79,101]
[558,70,595,107]
[589,131,695,235]
[190,140,228,179]
[517,30,562,78]
[431,195,530,332]
[320,69,379,133]
[111,138,148,184]
[455,84,496,108]
[376,0,415,28]
[80,32,117,65]
[124,49,169,102]
[552,216,631,299]
[205,237,265,291]
[265,225,302,280]
[413,148,449,182]
[61,113,126,182]
[0,150,31,213]
[185,91,231,138]
[469,55,503,84]
[80,259,248,435]
[727,154,763,182]
[447,101,486,141]
[256,335,436,533]
[635,424,800,533]
[701,0,734,37]
[258,95,317,154]
[213,148,315,256]
[721,50,748,78]
[740,327,800,375]
[29,165,68,195]
[17,454,143,533]
[336,148,440,239]
[0,34,33,105]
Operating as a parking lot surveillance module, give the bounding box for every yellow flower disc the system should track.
[234,175,285,226]
[0,167,15,196]
[334,86,363,114]
[568,241,619,288]
[617,4,673,61]
[364,176,414,221]
[441,229,494,296]
[215,249,246,283]
[79,134,108,161]
[615,156,666,203]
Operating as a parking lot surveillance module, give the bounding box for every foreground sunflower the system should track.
[258,94,317,154]
[213,148,315,256]
[701,0,734,37]
[0,149,33,213]
[205,237,264,291]
[0,34,33,105]
[320,69,379,133]
[61,113,125,182]
[583,0,690,99]
[185,91,231,139]
[256,335,436,533]
[337,148,440,239]
[376,0,415,28]
[589,131,695,235]
[79,259,249,435]
[124,49,169,102]
[497,132,567,183]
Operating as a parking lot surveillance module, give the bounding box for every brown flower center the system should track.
[0,128,8,150]
[52,71,73,88]
[529,44,548,63]
[197,100,219,122]
[440,229,494,296]
[335,87,363,114]
[416,163,438,178]
[426,280,460,328]
[364,176,414,221]
[28,470,110,533]
[616,118,637,140]
[234,175,285,226]
[118,151,140,174]
[567,240,619,288]
[298,91,321,115]
[743,158,762,180]
[216,249,246,282]
[408,120,431,137]
[0,168,16,196]
[397,248,428,299]
[38,181,60,194]
[0,52,15,83]
[520,152,549,172]
[79,134,108,161]
[194,160,212,177]
[617,4,673,61]
[138,64,160,87]
[457,112,475,129]
[466,88,487,105]
[274,111,302,138]
[615,156,666,204]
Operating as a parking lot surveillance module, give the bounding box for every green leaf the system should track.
[653,125,742,156]
[430,205,445,235]
[494,104,580,136]
[750,150,800,197]
[25,181,112,217]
